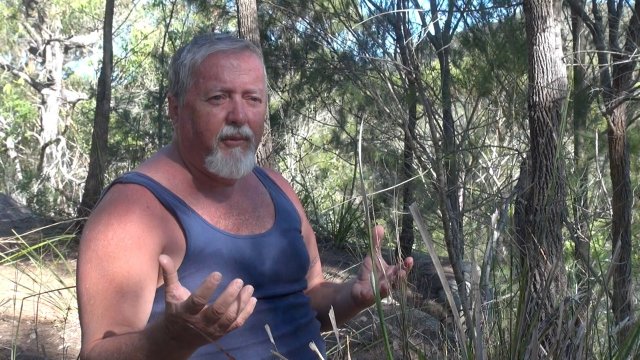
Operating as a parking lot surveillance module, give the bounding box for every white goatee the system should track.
[204,125,257,179]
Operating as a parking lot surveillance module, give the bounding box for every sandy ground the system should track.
[0,260,79,360]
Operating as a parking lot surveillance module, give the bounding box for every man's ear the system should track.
[167,95,179,125]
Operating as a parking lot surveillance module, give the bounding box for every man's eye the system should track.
[209,95,225,102]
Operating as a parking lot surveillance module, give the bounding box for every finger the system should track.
[227,288,257,331]
[206,279,245,323]
[159,254,179,287]
[237,283,255,308]
[357,255,373,281]
[390,267,407,286]
[382,258,413,282]
[403,257,414,272]
[160,255,196,307]
[182,272,223,315]
[225,283,255,321]
[370,225,388,274]
[373,224,385,249]
[378,281,391,298]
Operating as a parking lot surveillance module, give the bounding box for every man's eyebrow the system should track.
[203,85,264,92]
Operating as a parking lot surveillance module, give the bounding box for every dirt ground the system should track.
[0,260,79,360]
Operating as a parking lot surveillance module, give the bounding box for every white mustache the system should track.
[217,125,255,142]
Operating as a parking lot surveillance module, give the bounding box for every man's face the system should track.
[169,50,267,179]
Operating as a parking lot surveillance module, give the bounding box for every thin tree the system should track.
[569,0,592,294]
[236,0,275,169]
[517,0,569,355]
[392,0,417,260]
[408,0,474,327]
[78,0,115,220]
[566,0,638,338]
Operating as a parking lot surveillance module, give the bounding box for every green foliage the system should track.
[0,79,39,194]
[0,1,27,56]
[286,121,367,246]
[58,0,104,35]
[457,15,527,99]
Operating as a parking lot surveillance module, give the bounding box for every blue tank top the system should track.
[110,168,326,359]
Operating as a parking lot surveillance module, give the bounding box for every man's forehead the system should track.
[203,49,263,65]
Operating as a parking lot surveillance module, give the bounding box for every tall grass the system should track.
[1,217,637,359]
[314,191,639,359]
[0,223,79,360]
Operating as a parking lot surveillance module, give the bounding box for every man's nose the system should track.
[227,98,248,125]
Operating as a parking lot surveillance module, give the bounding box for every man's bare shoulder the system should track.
[260,167,294,193]
[259,167,309,222]
[99,176,162,211]
[81,173,179,250]
[97,145,184,211]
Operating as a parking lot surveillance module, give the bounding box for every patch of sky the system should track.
[66,49,100,80]
[320,2,442,58]
[66,0,160,80]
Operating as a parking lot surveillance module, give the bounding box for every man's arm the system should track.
[78,320,195,360]
[77,185,256,359]
[78,184,174,359]
[262,169,413,331]
[303,225,413,330]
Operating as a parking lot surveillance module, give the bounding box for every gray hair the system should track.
[168,33,265,105]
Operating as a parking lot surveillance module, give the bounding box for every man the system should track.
[77,33,413,359]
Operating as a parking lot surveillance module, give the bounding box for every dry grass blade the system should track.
[270,350,289,360]
[356,118,393,359]
[409,203,469,359]
[0,225,80,360]
[471,261,486,360]
[329,305,341,355]
[265,324,277,352]
[309,341,326,360]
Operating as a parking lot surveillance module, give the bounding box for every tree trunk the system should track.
[39,35,65,183]
[78,0,114,220]
[236,0,274,169]
[570,0,592,298]
[155,1,177,150]
[236,0,260,47]
[392,0,416,259]
[566,0,638,342]
[22,4,69,191]
[607,102,633,330]
[605,4,637,335]
[423,0,469,325]
[586,0,636,336]
[519,0,568,355]
[437,42,465,283]
[398,82,416,259]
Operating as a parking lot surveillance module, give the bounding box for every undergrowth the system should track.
[1,217,638,359]
[0,223,79,360]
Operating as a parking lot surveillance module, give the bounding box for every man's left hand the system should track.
[351,225,414,308]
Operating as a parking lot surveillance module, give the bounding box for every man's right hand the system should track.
[158,254,257,349]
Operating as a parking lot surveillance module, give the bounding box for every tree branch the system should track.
[0,61,46,92]
[564,0,598,36]
[61,31,101,49]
